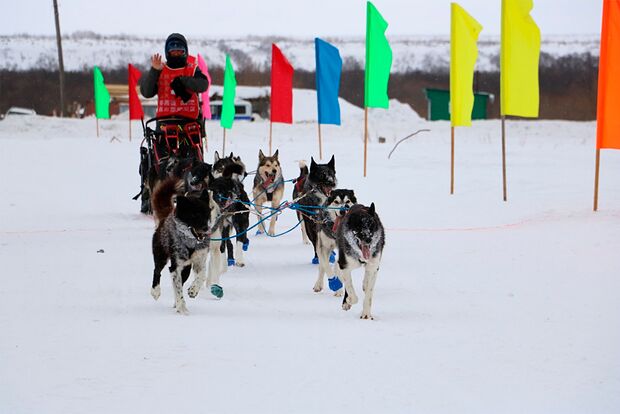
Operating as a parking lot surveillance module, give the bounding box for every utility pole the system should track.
[53,0,65,117]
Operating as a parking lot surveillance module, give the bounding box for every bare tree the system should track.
[53,0,65,117]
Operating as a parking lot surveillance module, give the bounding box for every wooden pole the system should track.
[269,121,273,155]
[594,148,601,211]
[363,107,369,177]
[53,0,65,117]
[451,126,455,195]
[501,116,507,202]
[128,119,132,142]
[222,128,226,154]
[318,123,323,160]
[96,118,99,137]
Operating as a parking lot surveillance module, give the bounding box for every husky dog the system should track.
[293,156,337,262]
[253,149,284,235]
[213,151,247,181]
[209,176,250,268]
[176,160,212,196]
[336,203,385,320]
[314,189,357,294]
[150,178,219,314]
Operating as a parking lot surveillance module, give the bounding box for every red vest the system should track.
[156,56,200,119]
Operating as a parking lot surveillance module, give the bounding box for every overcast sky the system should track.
[2,0,603,38]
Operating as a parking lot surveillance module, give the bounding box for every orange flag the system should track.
[597,0,620,150]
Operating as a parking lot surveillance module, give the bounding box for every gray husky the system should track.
[314,189,357,295]
[150,178,220,314]
[336,203,385,320]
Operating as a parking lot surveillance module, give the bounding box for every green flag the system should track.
[93,66,110,119]
[364,1,392,108]
[221,55,237,129]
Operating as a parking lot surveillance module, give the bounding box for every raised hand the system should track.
[151,53,163,70]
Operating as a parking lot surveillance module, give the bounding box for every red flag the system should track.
[128,64,144,120]
[597,0,620,150]
[270,44,294,123]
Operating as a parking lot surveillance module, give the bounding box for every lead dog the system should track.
[253,149,284,235]
[314,189,357,294]
[150,178,220,314]
[293,156,337,263]
[337,203,385,320]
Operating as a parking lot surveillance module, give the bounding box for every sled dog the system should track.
[336,203,385,320]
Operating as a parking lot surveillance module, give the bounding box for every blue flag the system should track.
[315,38,342,125]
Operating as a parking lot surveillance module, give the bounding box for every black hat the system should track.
[165,33,188,55]
[165,33,188,68]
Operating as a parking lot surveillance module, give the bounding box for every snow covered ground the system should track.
[1,106,619,413]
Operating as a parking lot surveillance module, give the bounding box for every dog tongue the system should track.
[332,216,342,232]
[361,244,371,260]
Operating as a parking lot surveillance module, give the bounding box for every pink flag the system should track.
[197,53,212,119]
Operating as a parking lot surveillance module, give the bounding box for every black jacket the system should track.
[140,66,209,99]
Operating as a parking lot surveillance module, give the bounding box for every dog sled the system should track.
[134,116,206,214]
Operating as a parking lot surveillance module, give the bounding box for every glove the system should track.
[170,77,192,103]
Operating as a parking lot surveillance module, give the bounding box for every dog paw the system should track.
[360,313,374,320]
[349,295,359,305]
[334,289,343,297]
[313,284,323,293]
[175,303,189,315]
[235,261,245,268]
[151,286,161,301]
[210,284,224,299]
[187,284,201,298]
[342,302,352,311]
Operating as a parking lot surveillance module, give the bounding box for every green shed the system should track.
[423,88,493,121]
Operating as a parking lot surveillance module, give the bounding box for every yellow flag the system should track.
[501,0,541,117]
[450,3,483,127]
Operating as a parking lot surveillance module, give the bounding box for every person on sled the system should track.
[138,33,209,213]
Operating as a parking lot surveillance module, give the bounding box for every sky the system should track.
[1,0,603,38]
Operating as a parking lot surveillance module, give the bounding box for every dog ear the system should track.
[328,155,335,170]
[368,202,375,216]
[229,152,234,158]
[349,191,358,204]
[310,157,317,169]
[214,151,220,162]
[259,149,265,160]
[273,149,279,160]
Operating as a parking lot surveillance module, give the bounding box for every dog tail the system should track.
[297,160,308,179]
[152,178,178,224]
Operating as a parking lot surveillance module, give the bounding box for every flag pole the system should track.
[363,107,369,177]
[451,126,455,195]
[128,119,132,142]
[594,148,601,211]
[96,118,99,138]
[318,123,323,160]
[222,128,226,154]
[501,116,507,201]
[269,121,273,155]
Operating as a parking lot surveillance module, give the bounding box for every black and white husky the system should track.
[211,152,251,267]
[293,156,337,263]
[314,189,357,294]
[337,203,385,320]
[150,179,220,314]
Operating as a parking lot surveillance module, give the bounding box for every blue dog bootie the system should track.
[255,229,264,236]
[329,250,337,264]
[328,276,343,292]
[227,258,236,267]
[210,284,224,298]
[311,256,319,265]
[242,240,250,251]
